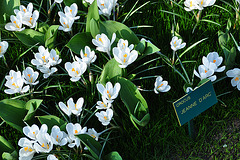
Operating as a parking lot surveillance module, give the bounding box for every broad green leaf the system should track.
[197,79,209,87]
[90,18,100,38]
[86,0,99,32]
[0,99,27,132]
[99,59,123,85]
[76,134,102,159]
[38,23,49,34]
[44,25,59,49]
[135,40,146,53]
[15,29,45,46]
[24,99,43,123]
[99,21,139,45]
[117,77,150,127]
[0,0,20,24]
[144,42,160,55]
[63,0,82,6]
[66,32,94,54]
[104,151,122,160]
[226,47,236,69]
[37,115,67,132]
[2,151,17,160]
[0,136,15,157]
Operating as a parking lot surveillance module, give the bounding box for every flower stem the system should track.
[3,56,9,68]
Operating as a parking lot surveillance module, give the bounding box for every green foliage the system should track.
[104,151,122,160]
[66,32,95,54]
[2,151,17,160]
[37,115,67,132]
[90,18,100,38]
[99,58,123,85]
[0,136,15,158]
[63,0,82,6]
[0,0,20,24]
[15,29,45,46]
[0,99,42,132]
[76,134,102,159]
[38,23,50,34]
[117,77,150,129]
[86,0,99,33]
[99,21,139,45]
[44,25,59,49]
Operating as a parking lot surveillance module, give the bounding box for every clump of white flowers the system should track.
[97,0,118,19]
[170,36,186,51]
[58,3,80,32]
[31,46,61,79]
[194,52,225,82]
[5,3,39,31]
[4,67,39,95]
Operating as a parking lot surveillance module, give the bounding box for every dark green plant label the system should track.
[172,80,218,126]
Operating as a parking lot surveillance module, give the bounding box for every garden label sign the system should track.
[173,80,218,126]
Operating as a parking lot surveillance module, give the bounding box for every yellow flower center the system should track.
[28,148,33,152]
[42,56,46,62]
[75,130,78,134]
[33,132,35,135]
[53,57,55,60]
[84,53,88,57]
[213,60,216,63]
[101,102,107,108]
[27,74,31,77]
[101,3,104,6]
[11,77,13,79]
[174,41,176,45]
[41,143,45,147]
[76,70,79,74]
[29,17,33,24]
[63,22,69,28]
[104,116,107,120]
[99,38,103,43]
[235,77,239,81]
[91,134,96,138]
[157,83,164,89]
[24,147,28,151]
[72,68,75,72]
[70,9,72,13]
[190,1,193,7]
[12,83,19,88]
[201,0,203,5]
[13,21,20,28]
[204,70,207,73]
[75,104,77,108]
[23,9,26,12]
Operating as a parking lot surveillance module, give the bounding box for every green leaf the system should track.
[63,0,82,7]
[2,151,17,160]
[66,32,94,54]
[38,23,50,34]
[99,59,123,85]
[0,0,20,24]
[76,134,102,159]
[86,0,99,32]
[99,21,139,45]
[135,40,146,53]
[23,99,43,123]
[104,151,122,160]
[226,47,236,69]
[0,136,15,157]
[117,77,150,127]
[37,115,67,132]
[44,25,59,49]
[15,29,45,46]
[197,79,209,87]
[90,18,100,38]
[144,41,160,55]
[0,99,27,132]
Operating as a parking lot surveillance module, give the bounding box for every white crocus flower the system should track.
[203,52,225,72]
[34,124,53,153]
[78,46,97,66]
[97,0,118,18]
[4,77,29,94]
[0,41,9,58]
[194,64,216,81]
[58,12,75,32]
[64,3,80,20]
[18,137,36,160]
[226,68,240,91]
[50,125,68,146]
[96,82,121,103]
[95,108,113,126]
[184,0,201,11]
[22,10,39,28]
[66,123,87,148]
[23,124,40,140]
[31,46,51,67]
[5,13,25,31]
[22,67,39,85]
[96,97,112,110]
[92,33,116,58]
[87,128,100,141]
[71,97,84,117]
[55,0,63,3]
[47,154,58,160]
[59,98,75,117]
[49,49,62,66]
[65,61,87,82]
[197,0,216,10]
[5,70,21,81]
[170,36,186,51]
[113,47,138,68]
[38,66,57,79]
[18,3,33,15]
[154,76,171,94]
[116,39,134,52]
